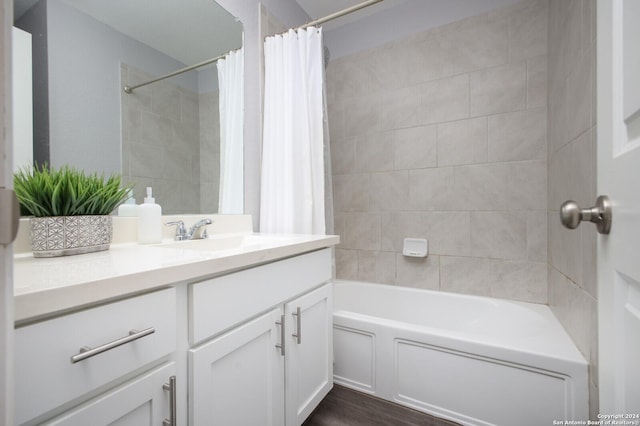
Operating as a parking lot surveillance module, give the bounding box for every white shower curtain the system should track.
[217,48,244,214]
[260,27,326,234]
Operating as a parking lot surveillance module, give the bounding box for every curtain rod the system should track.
[123,51,230,94]
[125,0,383,94]
[294,0,384,32]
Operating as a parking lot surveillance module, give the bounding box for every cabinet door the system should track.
[45,363,176,426]
[189,308,285,426]
[285,283,333,426]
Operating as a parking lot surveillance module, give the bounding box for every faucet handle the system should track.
[165,220,188,240]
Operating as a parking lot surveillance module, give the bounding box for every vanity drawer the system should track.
[15,287,177,425]
[190,248,332,344]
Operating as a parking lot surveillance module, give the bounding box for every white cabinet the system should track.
[189,309,285,426]
[15,247,334,426]
[188,249,333,426]
[44,362,176,426]
[15,288,177,425]
[285,284,333,426]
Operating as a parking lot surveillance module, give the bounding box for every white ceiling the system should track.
[14,0,243,66]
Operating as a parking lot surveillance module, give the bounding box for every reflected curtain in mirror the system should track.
[217,48,244,214]
[260,28,326,234]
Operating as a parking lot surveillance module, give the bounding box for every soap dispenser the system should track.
[137,187,162,244]
[117,189,138,217]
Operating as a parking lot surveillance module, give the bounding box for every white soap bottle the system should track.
[137,187,162,244]
[117,189,138,217]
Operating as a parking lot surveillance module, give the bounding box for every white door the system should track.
[189,308,285,426]
[597,0,640,413]
[1,0,15,423]
[285,284,333,426]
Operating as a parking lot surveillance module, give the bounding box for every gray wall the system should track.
[546,0,598,417]
[42,0,197,175]
[328,0,548,303]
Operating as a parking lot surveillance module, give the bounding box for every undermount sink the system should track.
[155,234,290,252]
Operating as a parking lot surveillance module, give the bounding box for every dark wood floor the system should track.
[303,385,461,426]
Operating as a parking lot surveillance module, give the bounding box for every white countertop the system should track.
[14,232,339,324]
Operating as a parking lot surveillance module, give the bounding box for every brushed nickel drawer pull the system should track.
[70,327,155,363]
[163,375,177,426]
[275,315,285,356]
[292,307,301,344]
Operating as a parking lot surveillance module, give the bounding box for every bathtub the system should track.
[332,280,588,426]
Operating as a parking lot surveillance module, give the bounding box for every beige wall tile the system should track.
[548,265,594,360]
[355,131,393,172]
[344,212,381,250]
[440,256,492,296]
[507,0,547,62]
[440,13,508,74]
[508,160,547,210]
[329,54,374,101]
[422,74,470,124]
[131,143,164,178]
[331,137,356,176]
[454,164,509,211]
[565,48,593,143]
[470,62,526,116]
[396,254,440,289]
[394,126,437,170]
[327,0,553,309]
[491,260,547,303]
[151,83,181,121]
[424,211,471,256]
[527,211,547,262]
[471,211,527,260]
[380,211,426,252]
[373,39,429,90]
[379,86,423,131]
[369,171,410,212]
[527,55,547,109]
[357,250,396,284]
[328,102,345,141]
[414,34,457,83]
[408,167,456,211]
[141,112,172,148]
[437,117,488,167]
[344,96,379,138]
[162,148,192,181]
[333,174,369,213]
[561,0,582,79]
[488,107,546,162]
[336,249,359,281]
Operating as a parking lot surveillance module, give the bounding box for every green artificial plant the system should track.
[13,164,132,217]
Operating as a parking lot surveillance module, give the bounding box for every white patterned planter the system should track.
[30,216,113,258]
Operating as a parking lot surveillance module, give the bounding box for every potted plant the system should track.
[14,164,132,257]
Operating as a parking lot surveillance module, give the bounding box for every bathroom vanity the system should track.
[13,216,339,425]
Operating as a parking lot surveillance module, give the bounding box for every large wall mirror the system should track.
[12,0,244,214]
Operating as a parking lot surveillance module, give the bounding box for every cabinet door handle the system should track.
[163,375,177,426]
[292,307,301,344]
[275,315,285,356]
[70,327,155,363]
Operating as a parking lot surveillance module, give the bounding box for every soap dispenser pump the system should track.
[137,187,162,244]
[117,189,137,217]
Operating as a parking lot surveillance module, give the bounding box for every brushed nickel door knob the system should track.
[560,195,612,234]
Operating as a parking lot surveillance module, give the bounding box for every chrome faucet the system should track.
[165,218,212,241]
